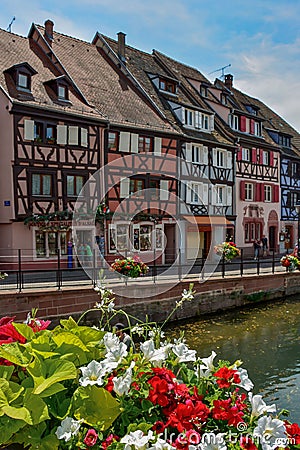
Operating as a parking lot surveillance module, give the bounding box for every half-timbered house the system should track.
[94,33,236,261]
[31,22,180,265]
[203,74,281,255]
[0,24,107,268]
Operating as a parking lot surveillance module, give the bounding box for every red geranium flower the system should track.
[213,366,241,388]
[285,422,300,445]
[240,436,258,450]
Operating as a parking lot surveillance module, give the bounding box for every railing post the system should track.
[201,255,205,280]
[57,249,61,290]
[178,248,182,282]
[272,248,275,273]
[240,248,244,277]
[222,252,225,278]
[93,248,96,287]
[153,248,157,284]
[18,249,22,292]
[257,253,260,275]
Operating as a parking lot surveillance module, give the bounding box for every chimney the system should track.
[44,19,54,46]
[224,74,233,89]
[117,32,126,64]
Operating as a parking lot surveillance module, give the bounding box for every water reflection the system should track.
[166,296,300,423]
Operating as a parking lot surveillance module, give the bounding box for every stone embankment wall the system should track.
[1,272,299,324]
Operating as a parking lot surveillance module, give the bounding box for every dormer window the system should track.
[58,85,67,100]
[158,77,177,94]
[44,76,71,104]
[182,107,214,131]
[4,62,37,95]
[245,105,259,116]
[221,93,228,105]
[200,85,208,97]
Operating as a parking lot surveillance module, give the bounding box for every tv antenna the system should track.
[209,63,231,78]
[7,16,15,32]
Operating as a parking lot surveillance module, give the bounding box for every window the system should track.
[130,179,145,197]
[242,148,250,161]
[108,131,119,150]
[183,108,213,131]
[149,180,159,200]
[159,78,176,94]
[34,122,43,143]
[32,174,52,196]
[200,85,208,97]
[245,183,254,201]
[262,150,270,166]
[192,145,201,164]
[221,93,227,105]
[58,85,67,100]
[264,185,272,202]
[254,122,261,136]
[190,183,201,204]
[216,186,225,205]
[201,114,209,130]
[245,105,258,115]
[279,134,291,148]
[245,222,261,243]
[216,149,226,167]
[35,230,68,258]
[46,125,56,144]
[109,224,129,252]
[138,136,153,153]
[67,175,84,196]
[230,115,239,130]
[18,73,30,90]
[185,109,194,127]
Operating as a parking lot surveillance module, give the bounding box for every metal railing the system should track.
[0,247,289,292]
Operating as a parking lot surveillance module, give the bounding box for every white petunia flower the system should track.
[149,437,176,450]
[121,429,155,450]
[79,360,105,386]
[200,432,227,450]
[105,342,128,363]
[103,332,120,351]
[172,342,197,363]
[113,361,135,396]
[196,351,217,378]
[236,367,254,391]
[140,340,170,367]
[249,393,276,418]
[253,415,286,450]
[55,417,82,442]
[131,325,145,336]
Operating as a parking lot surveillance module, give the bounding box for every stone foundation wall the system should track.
[0,272,298,324]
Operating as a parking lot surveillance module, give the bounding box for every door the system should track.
[269,226,276,251]
[164,224,176,264]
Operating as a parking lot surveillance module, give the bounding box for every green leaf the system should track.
[37,382,66,398]
[0,365,14,380]
[10,423,60,450]
[72,385,121,430]
[60,316,78,330]
[27,357,77,396]
[2,404,32,424]
[27,332,61,359]
[13,323,35,341]
[53,331,89,352]
[0,414,26,445]
[23,389,49,424]
[73,326,105,346]
[0,342,32,367]
[0,378,24,407]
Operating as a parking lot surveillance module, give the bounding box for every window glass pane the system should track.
[48,232,57,256]
[140,225,152,251]
[42,175,51,195]
[58,85,66,99]
[108,132,118,149]
[34,123,43,141]
[32,174,40,195]
[76,176,83,195]
[46,125,56,143]
[67,175,74,196]
[18,73,29,89]
[116,224,129,252]
[60,232,67,255]
[35,231,46,257]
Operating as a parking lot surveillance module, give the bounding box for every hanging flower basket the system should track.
[214,241,241,261]
[280,254,300,272]
[111,256,149,278]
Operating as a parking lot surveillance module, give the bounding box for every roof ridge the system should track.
[35,23,92,46]
[153,49,210,80]
[0,27,27,39]
[102,33,154,58]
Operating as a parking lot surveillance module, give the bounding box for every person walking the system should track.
[84,242,93,266]
[261,235,268,257]
[253,239,261,260]
[115,322,135,351]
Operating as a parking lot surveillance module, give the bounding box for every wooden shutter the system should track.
[57,125,67,145]
[237,148,242,161]
[24,119,34,140]
[195,111,200,129]
[209,115,214,131]
[226,151,232,168]
[255,182,262,201]
[119,132,130,152]
[120,177,130,198]
[185,142,192,162]
[250,119,255,134]
[202,145,208,165]
[273,185,279,202]
[212,186,217,205]
[154,137,162,155]
[81,128,88,147]
[160,180,169,200]
[69,126,78,145]
[226,186,232,205]
[259,149,264,164]
[203,183,209,204]
[252,148,257,163]
[186,182,191,203]
[269,151,274,166]
[240,180,246,200]
[213,148,217,166]
[240,116,246,132]
[130,133,138,153]
[181,107,185,124]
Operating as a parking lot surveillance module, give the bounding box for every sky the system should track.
[1,0,300,132]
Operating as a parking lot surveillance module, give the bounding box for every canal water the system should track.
[167,296,300,423]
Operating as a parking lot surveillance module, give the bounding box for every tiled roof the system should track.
[0,27,101,121]
[99,34,232,146]
[35,25,176,134]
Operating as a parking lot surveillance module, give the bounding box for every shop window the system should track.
[35,230,68,258]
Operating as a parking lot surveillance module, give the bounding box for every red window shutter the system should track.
[240,116,247,132]
[255,182,262,201]
[269,151,274,166]
[240,180,246,200]
[250,119,255,134]
[252,148,257,163]
[273,185,279,202]
[237,148,242,161]
[259,149,264,164]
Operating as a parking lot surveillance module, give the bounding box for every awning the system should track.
[183,215,235,226]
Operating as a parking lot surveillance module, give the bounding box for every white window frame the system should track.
[264,185,272,202]
[34,229,68,258]
[109,223,129,253]
[230,115,239,130]
[254,122,261,136]
[242,147,250,161]
[190,182,202,204]
[245,183,254,201]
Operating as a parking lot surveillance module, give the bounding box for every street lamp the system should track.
[295,202,300,254]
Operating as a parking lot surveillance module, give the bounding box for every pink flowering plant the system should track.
[0,286,299,450]
[111,256,149,278]
[280,255,300,272]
